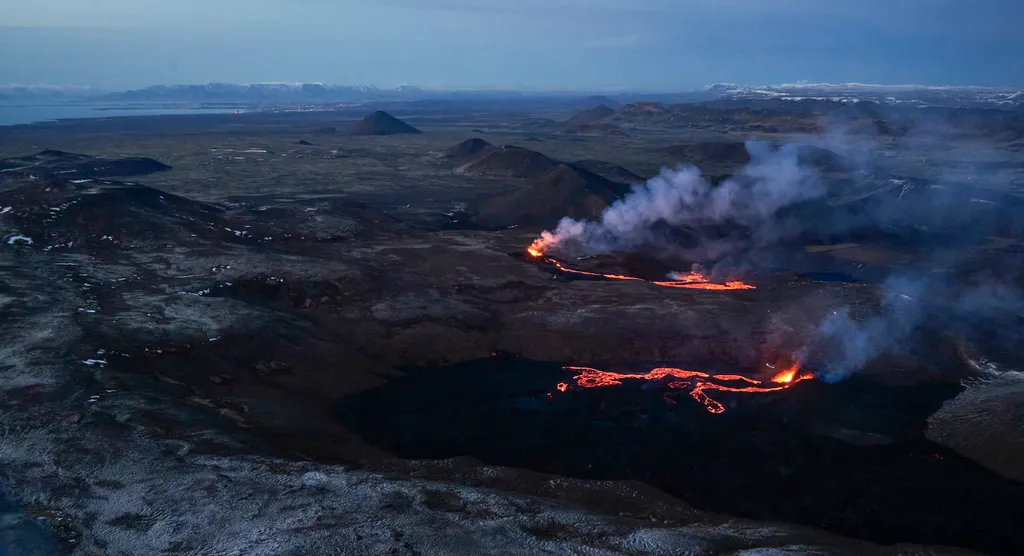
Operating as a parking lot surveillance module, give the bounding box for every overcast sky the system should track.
[1,0,1021,90]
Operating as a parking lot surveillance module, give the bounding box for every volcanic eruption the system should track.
[554,362,814,414]
[525,243,755,290]
[518,139,830,290]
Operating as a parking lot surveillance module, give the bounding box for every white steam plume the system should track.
[531,139,825,255]
[802,274,1024,383]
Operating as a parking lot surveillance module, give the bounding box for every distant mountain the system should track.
[587,99,1021,141]
[93,83,410,104]
[83,83,683,106]
[349,111,421,136]
[87,83,603,105]
[0,85,103,102]
[564,104,616,128]
[707,83,1024,108]
[4,81,1020,110]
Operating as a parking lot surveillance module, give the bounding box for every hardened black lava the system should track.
[336,354,1024,556]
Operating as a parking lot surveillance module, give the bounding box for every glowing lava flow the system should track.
[653,273,756,291]
[525,246,755,290]
[558,364,813,414]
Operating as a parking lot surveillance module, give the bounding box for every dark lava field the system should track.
[1,98,1023,555]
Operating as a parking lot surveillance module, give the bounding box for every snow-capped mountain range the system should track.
[1,82,1021,109]
[706,83,1024,108]
[0,82,551,105]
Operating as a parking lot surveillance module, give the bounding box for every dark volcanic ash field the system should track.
[1,100,1023,555]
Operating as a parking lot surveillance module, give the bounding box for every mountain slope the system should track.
[348,111,422,136]
[473,164,630,228]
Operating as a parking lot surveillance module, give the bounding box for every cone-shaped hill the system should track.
[473,164,631,228]
[564,104,616,127]
[445,138,493,161]
[442,138,638,228]
[447,140,560,179]
[348,111,421,136]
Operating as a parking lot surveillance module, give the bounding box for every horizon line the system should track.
[3,81,1022,94]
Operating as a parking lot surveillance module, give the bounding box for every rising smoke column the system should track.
[801,274,1024,382]
[530,139,825,256]
[799,274,928,382]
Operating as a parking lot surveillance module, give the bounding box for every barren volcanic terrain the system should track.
[1,99,1023,555]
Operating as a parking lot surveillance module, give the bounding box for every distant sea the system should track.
[0,103,246,126]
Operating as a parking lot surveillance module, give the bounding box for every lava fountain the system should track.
[525,243,755,291]
[556,363,813,414]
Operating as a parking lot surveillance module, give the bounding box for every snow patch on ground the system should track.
[43,242,74,253]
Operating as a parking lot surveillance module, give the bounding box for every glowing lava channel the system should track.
[557,364,813,414]
[526,247,755,290]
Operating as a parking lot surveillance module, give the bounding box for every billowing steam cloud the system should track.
[799,275,928,382]
[528,131,1024,382]
[531,139,826,256]
[803,274,1024,382]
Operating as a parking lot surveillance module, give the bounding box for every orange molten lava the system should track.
[770,363,802,384]
[653,271,756,291]
[526,248,755,290]
[558,364,813,414]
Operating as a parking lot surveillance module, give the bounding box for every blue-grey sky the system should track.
[1,0,1021,90]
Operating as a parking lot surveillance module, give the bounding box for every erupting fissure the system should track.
[556,364,813,414]
[526,244,755,290]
